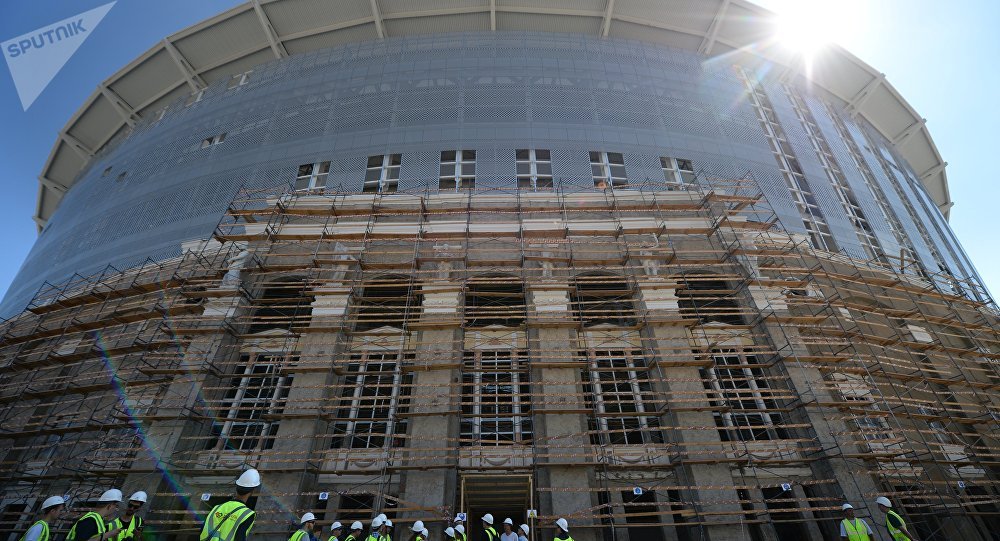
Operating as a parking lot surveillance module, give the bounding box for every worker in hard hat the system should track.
[875,497,917,541]
[481,514,498,541]
[554,518,572,541]
[290,513,318,541]
[410,520,426,541]
[109,491,147,541]
[329,521,343,541]
[444,527,456,539]
[200,468,261,541]
[18,495,65,541]
[67,489,124,541]
[453,524,466,541]
[384,519,394,541]
[345,521,364,541]
[839,504,873,541]
[516,525,528,541]
[367,515,387,541]
[499,518,517,541]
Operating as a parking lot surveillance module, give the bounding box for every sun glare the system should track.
[775,1,840,57]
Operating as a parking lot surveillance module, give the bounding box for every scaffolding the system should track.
[1,176,999,540]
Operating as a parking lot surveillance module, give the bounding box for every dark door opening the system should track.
[461,475,533,540]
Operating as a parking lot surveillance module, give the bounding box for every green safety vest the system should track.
[68,512,107,541]
[200,501,255,541]
[289,529,308,541]
[345,535,357,541]
[886,510,911,541]
[554,536,574,541]
[110,515,143,541]
[842,518,870,541]
[484,526,498,541]
[454,531,466,541]
[19,520,49,541]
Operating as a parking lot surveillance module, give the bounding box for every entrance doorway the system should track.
[460,474,533,539]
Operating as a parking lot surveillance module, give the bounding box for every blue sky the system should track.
[0,0,997,303]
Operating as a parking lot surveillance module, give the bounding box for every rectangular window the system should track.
[584,349,662,445]
[208,354,293,452]
[439,150,476,191]
[660,156,696,188]
[331,353,411,449]
[590,151,627,189]
[364,154,401,193]
[460,350,533,446]
[704,349,785,442]
[515,149,553,190]
[296,161,331,191]
[201,133,226,148]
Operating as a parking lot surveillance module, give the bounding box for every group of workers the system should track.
[18,466,915,541]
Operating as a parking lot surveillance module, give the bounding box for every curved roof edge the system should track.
[33,0,952,230]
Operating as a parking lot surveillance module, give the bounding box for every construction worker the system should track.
[385,519,394,541]
[452,515,464,531]
[499,518,517,541]
[367,516,386,541]
[454,525,467,541]
[109,491,147,541]
[840,504,873,541]
[330,521,343,541]
[200,468,261,541]
[481,514,498,541]
[67,489,123,541]
[18,495,65,541]
[516,525,528,541]
[290,513,317,541]
[345,521,364,541]
[876,497,918,541]
[444,527,455,539]
[411,521,426,541]
[554,518,572,541]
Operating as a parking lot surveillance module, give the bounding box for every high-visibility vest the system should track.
[365,534,379,541]
[345,535,357,541]
[554,535,574,541]
[841,518,871,541]
[19,520,49,541]
[289,529,308,541]
[455,531,466,541]
[200,501,255,541]
[886,510,911,541]
[484,526,498,541]
[67,512,107,541]
[110,515,143,541]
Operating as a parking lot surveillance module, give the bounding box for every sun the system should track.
[774,1,840,57]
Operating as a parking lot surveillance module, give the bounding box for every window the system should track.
[516,149,553,190]
[364,154,401,193]
[584,350,662,445]
[460,351,532,445]
[590,151,627,189]
[573,275,636,327]
[201,133,226,148]
[676,276,744,325]
[228,70,252,89]
[704,349,786,442]
[330,353,411,449]
[660,156,696,187]
[248,280,314,334]
[353,275,420,331]
[439,150,475,191]
[296,161,331,191]
[465,275,524,327]
[208,355,293,452]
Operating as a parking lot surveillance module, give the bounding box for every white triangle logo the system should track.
[2,2,116,111]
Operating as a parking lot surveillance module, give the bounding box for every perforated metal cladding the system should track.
[622,153,662,185]
[1,31,984,316]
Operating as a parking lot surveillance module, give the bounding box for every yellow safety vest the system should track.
[67,512,107,541]
[289,529,308,541]
[455,532,466,541]
[842,518,870,541]
[554,536,574,541]
[485,526,498,541]
[19,520,49,541]
[110,515,143,541]
[886,510,911,541]
[200,501,255,541]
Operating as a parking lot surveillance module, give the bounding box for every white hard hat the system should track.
[236,468,261,488]
[842,504,854,510]
[376,514,388,522]
[503,518,513,525]
[876,496,892,508]
[331,522,343,530]
[412,520,425,532]
[482,513,494,525]
[301,513,316,524]
[99,489,123,502]
[445,527,456,538]
[42,496,66,510]
[454,515,465,523]
[519,524,529,535]
[351,521,364,531]
[372,517,384,528]
[455,525,465,534]
[385,519,393,528]
[555,518,569,531]
[129,491,148,503]
[421,529,428,537]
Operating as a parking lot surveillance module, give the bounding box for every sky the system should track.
[0,0,997,304]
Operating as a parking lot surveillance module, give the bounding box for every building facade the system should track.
[1,2,998,541]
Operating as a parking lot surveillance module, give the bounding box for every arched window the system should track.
[676,275,744,325]
[465,274,525,327]
[353,275,421,331]
[573,274,636,327]
[248,279,313,333]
